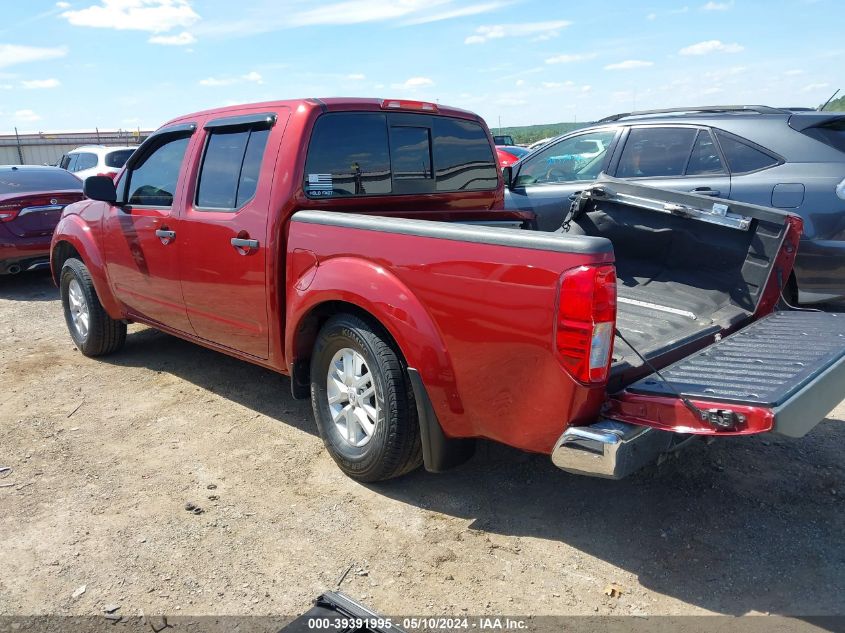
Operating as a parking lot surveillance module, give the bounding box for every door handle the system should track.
[155,228,176,243]
[231,237,259,253]
[691,188,720,196]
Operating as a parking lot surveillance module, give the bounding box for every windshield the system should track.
[0,168,82,194]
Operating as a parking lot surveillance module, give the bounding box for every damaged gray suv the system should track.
[505,105,845,303]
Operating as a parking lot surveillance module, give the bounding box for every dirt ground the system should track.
[1,270,843,621]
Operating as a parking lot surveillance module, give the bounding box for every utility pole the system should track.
[498,115,502,134]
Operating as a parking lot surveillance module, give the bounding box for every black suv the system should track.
[505,105,845,303]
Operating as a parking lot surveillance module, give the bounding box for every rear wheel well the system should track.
[290,301,402,399]
[51,241,82,284]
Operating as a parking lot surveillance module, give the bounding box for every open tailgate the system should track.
[606,310,845,437]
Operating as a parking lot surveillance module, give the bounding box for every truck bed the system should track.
[560,180,796,390]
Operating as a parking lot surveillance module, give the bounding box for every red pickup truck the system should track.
[51,97,845,482]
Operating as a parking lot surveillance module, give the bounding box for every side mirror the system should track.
[502,165,514,189]
[83,175,117,204]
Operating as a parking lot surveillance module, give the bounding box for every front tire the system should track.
[61,257,126,357]
[310,314,422,482]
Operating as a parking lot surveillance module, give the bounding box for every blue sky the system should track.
[0,0,841,133]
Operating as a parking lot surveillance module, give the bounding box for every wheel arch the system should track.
[51,216,122,318]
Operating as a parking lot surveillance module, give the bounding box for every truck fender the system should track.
[51,213,122,319]
[286,256,470,468]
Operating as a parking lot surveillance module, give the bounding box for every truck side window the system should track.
[196,128,270,210]
[126,136,190,207]
[433,118,498,191]
[304,113,391,197]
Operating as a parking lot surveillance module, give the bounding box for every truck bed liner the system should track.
[627,310,845,407]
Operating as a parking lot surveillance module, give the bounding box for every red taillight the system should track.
[0,201,22,222]
[555,264,617,383]
[380,99,438,112]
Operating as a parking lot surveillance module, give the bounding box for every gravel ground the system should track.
[1,270,843,621]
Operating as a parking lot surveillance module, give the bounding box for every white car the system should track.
[58,145,137,181]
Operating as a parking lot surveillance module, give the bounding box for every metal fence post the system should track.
[14,127,24,164]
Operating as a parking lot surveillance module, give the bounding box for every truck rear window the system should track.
[304,112,497,197]
[801,118,845,153]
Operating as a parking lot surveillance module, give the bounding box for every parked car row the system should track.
[39,97,845,484]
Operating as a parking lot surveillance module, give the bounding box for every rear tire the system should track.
[61,257,126,357]
[310,314,422,482]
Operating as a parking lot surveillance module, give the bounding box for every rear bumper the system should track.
[0,225,51,273]
[551,419,674,479]
[794,239,845,303]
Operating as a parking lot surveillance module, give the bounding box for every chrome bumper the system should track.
[551,419,673,479]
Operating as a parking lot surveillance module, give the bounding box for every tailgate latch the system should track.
[704,409,747,430]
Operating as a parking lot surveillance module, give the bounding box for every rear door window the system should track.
[615,127,698,178]
[714,130,780,173]
[196,127,271,210]
[686,130,726,175]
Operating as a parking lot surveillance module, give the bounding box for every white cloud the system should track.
[515,79,525,87]
[545,53,595,64]
[14,109,41,123]
[347,73,366,80]
[646,12,657,19]
[802,82,830,93]
[784,69,805,76]
[495,95,528,106]
[604,59,654,70]
[679,40,744,55]
[702,1,732,9]
[62,0,200,33]
[0,44,68,69]
[199,71,263,87]
[464,20,570,44]
[148,30,196,45]
[403,2,510,25]
[290,0,447,26]
[393,76,434,89]
[21,78,61,89]
[542,81,574,89]
[55,1,71,7]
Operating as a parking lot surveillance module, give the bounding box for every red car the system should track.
[0,165,83,275]
[496,144,530,168]
[50,97,845,483]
